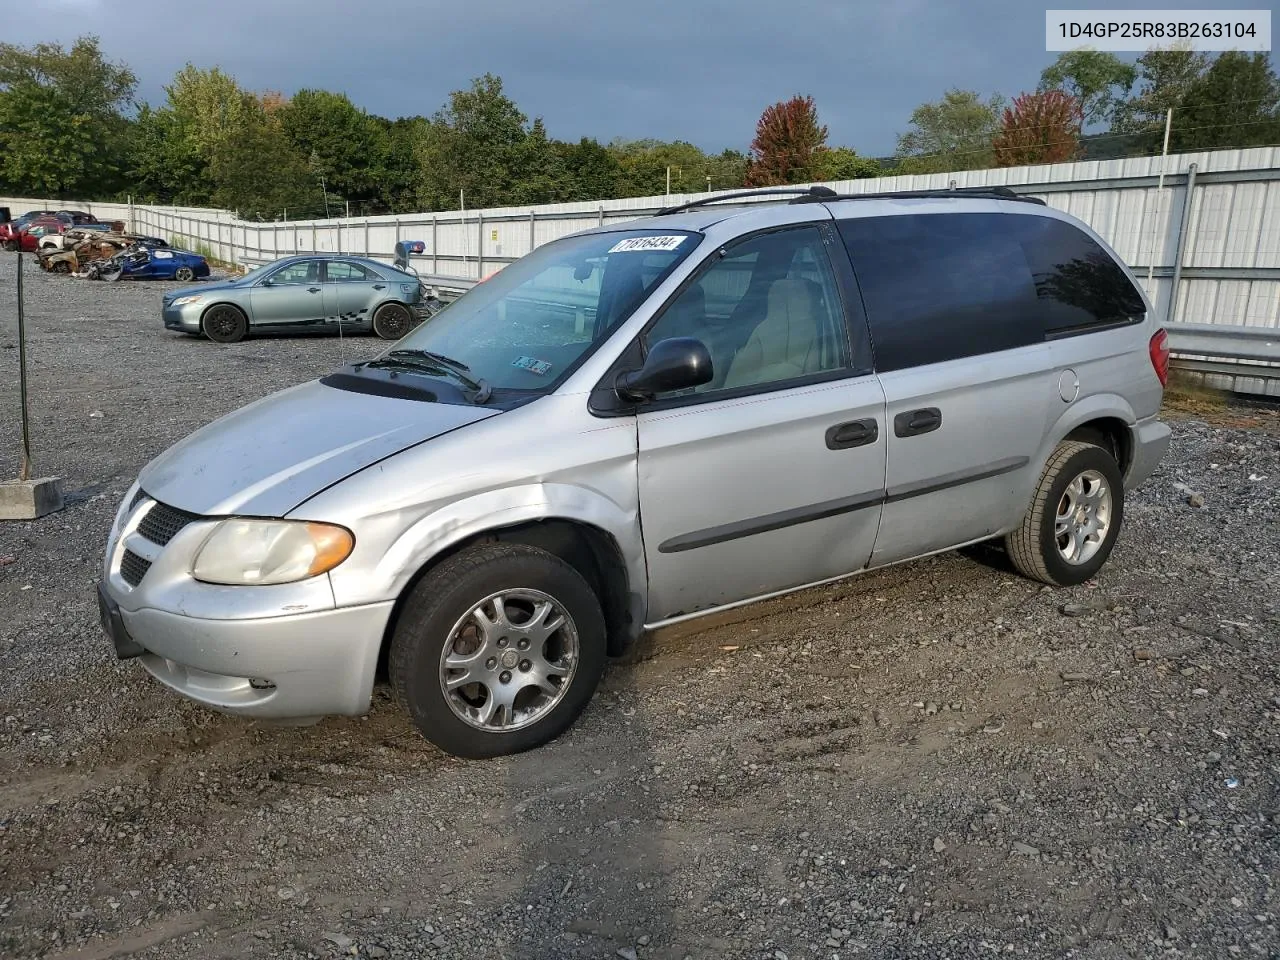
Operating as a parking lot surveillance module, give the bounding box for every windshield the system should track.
[387,229,699,393]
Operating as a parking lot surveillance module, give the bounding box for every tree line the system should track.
[1,37,1277,221]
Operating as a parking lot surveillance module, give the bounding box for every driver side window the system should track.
[269,261,320,285]
[643,226,850,396]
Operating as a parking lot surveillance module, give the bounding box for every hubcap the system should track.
[382,309,408,336]
[439,589,578,732]
[1055,469,1112,565]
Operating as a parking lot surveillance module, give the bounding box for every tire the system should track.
[202,305,248,344]
[389,542,607,759]
[174,266,195,282]
[1006,440,1125,586]
[373,302,413,340]
[2,240,17,252]
[53,261,71,274]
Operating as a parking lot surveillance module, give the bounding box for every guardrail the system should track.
[1167,322,1280,382]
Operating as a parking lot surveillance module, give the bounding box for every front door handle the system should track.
[894,407,942,438]
[307,286,321,293]
[373,283,386,290]
[826,418,879,450]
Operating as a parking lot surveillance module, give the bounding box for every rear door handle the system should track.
[825,418,879,450]
[894,407,942,437]
[307,286,321,293]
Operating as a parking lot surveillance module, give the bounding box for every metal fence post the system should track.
[432,217,438,274]
[598,205,604,226]
[15,253,30,481]
[364,218,371,258]
[394,216,401,250]
[529,210,536,255]
[1167,162,1198,327]
[477,213,485,278]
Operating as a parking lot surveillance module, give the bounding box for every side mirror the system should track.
[261,278,274,286]
[615,337,713,400]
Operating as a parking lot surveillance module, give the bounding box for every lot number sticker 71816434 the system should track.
[608,235,687,253]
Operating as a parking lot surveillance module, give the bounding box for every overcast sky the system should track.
[9,0,1276,156]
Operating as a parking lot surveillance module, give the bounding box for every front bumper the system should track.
[1126,415,1173,489]
[100,488,394,719]
[162,302,203,333]
[116,599,393,718]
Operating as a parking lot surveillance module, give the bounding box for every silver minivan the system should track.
[99,186,1172,758]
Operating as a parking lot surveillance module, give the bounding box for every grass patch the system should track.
[1162,369,1230,418]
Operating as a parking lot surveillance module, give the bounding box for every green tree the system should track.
[416,74,564,209]
[811,146,880,181]
[608,139,741,196]
[555,138,622,201]
[1173,51,1280,150]
[745,95,828,186]
[1112,45,1210,146]
[278,89,384,206]
[894,89,1005,173]
[1039,49,1136,127]
[0,35,135,196]
[209,107,320,219]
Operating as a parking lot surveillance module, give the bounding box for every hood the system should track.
[163,277,238,301]
[138,380,499,516]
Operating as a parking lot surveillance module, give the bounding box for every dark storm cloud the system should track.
[12,0,1072,155]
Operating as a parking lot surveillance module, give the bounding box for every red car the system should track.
[17,221,69,252]
[0,210,58,250]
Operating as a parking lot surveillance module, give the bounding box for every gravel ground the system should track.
[1,256,1278,960]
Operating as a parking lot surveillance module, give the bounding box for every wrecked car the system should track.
[82,245,210,282]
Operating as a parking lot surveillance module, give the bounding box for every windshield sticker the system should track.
[512,356,553,376]
[608,235,687,254]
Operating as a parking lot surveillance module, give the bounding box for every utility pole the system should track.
[320,175,330,219]
[666,166,671,196]
[1146,108,1174,287]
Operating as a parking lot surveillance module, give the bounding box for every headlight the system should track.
[172,295,202,306]
[192,519,354,585]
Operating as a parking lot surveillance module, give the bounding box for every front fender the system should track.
[348,482,648,631]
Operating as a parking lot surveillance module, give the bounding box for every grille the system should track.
[120,549,152,587]
[137,501,198,546]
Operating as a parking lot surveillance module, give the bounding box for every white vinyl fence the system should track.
[6,145,1280,395]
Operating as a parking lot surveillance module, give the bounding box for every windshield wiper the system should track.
[389,348,471,373]
[363,354,492,404]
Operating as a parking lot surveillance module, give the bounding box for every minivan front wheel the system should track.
[1006,440,1125,586]
[389,542,607,758]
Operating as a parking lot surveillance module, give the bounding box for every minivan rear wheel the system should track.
[1003,442,1126,586]
[1006,440,1125,586]
[389,542,607,758]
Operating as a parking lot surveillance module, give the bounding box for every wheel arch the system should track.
[1041,393,1137,477]
[198,300,249,331]
[376,515,639,681]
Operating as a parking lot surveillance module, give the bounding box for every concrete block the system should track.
[0,478,64,520]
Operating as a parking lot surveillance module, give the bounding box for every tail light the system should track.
[1149,328,1170,387]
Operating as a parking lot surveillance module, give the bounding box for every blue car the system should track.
[96,245,210,282]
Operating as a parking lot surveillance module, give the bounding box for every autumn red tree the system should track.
[745,95,828,186]
[993,90,1083,167]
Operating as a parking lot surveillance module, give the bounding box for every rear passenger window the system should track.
[1012,217,1146,336]
[837,214,1039,372]
[838,213,1145,372]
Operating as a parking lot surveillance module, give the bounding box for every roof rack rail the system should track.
[655,185,837,216]
[827,185,1046,205]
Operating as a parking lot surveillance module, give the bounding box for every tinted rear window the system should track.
[837,213,1040,371]
[836,212,1145,372]
[1014,216,1146,336]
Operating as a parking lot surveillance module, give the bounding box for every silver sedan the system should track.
[161,255,431,343]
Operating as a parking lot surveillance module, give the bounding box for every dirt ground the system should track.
[1,258,1278,960]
